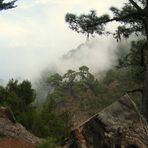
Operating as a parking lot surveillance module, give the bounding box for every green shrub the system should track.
[37,137,58,148]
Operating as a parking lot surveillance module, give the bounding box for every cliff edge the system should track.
[0,107,41,148]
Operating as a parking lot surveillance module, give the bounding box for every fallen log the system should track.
[63,94,148,148]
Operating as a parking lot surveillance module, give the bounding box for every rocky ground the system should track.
[0,107,41,148]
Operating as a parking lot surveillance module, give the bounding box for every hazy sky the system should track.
[0,0,125,81]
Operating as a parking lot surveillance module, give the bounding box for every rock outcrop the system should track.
[63,94,148,148]
[0,107,41,148]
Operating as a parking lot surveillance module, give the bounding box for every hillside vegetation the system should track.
[0,40,144,147]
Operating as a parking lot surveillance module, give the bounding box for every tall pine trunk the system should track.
[142,16,148,120]
[143,65,148,120]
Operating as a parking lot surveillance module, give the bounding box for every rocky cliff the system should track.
[0,107,41,148]
[63,94,148,148]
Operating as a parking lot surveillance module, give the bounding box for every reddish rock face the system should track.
[0,137,36,148]
[63,95,148,148]
[0,107,41,148]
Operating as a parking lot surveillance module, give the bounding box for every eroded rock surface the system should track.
[63,94,148,148]
[0,107,41,148]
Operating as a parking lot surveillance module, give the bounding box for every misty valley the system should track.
[0,0,148,148]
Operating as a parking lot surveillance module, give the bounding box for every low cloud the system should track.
[50,38,119,76]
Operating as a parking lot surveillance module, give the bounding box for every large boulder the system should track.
[63,94,148,148]
[0,107,41,148]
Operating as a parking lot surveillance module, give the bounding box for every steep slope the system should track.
[0,107,41,148]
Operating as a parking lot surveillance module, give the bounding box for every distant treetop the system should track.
[65,10,109,40]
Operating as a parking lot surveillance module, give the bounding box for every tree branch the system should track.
[146,0,148,9]
[145,0,148,10]
[128,0,143,11]
[88,11,145,28]
[0,0,17,11]
[126,88,143,94]
[109,11,145,23]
